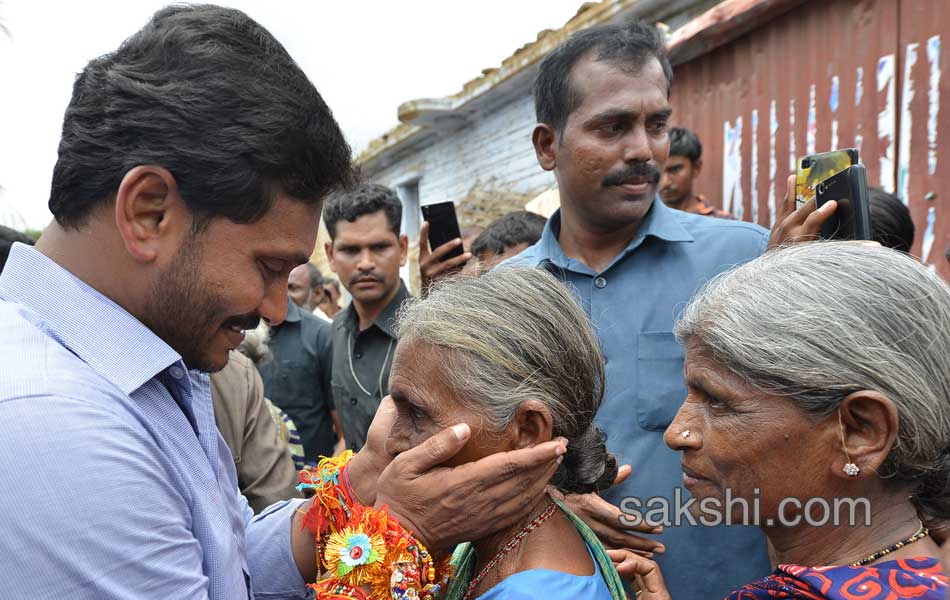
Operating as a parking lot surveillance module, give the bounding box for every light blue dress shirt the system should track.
[0,244,310,599]
[507,199,773,599]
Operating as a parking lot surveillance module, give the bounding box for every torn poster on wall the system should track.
[922,205,936,264]
[751,109,759,224]
[830,75,840,150]
[807,84,817,155]
[927,35,941,176]
[723,117,743,219]
[788,99,797,173]
[768,99,778,227]
[855,66,864,152]
[877,53,897,193]
[898,43,919,204]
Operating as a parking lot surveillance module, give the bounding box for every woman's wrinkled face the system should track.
[663,337,836,526]
[386,339,512,467]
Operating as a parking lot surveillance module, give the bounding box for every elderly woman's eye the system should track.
[705,394,727,409]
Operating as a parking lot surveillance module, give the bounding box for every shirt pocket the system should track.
[271,360,313,409]
[636,331,687,431]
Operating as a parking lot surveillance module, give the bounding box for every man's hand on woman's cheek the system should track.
[373,423,567,558]
[346,395,397,506]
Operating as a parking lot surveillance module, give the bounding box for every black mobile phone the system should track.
[796,148,859,209]
[421,201,464,260]
[815,164,872,241]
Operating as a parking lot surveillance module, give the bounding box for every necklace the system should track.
[347,332,394,398]
[462,501,558,600]
[849,523,929,566]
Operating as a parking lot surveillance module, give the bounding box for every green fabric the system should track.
[444,497,626,600]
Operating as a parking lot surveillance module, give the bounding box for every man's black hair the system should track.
[323,183,402,240]
[534,20,672,135]
[869,187,915,253]
[669,127,702,164]
[0,225,35,271]
[49,4,355,230]
[471,211,547,257]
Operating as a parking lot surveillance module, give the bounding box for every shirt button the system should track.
[350,398,358,405]
[594,276,607,289]
[169,366,185,380]
[354,352,362,359]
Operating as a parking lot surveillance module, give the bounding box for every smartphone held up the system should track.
[796,148,872,241]
[421,201,465,261]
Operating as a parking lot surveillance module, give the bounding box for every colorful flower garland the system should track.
[297,452,452,600]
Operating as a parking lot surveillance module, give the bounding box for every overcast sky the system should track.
[0,0,584,229]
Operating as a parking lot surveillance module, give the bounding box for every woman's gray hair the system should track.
[237,321,272,365]
[674,242,950,519]
[396,267,617,494]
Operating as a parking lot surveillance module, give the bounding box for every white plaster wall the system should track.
[368,92,556,211]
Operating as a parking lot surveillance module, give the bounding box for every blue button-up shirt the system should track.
[0,244,310,599]
[508,199,772,599]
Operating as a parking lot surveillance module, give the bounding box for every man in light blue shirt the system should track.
[0,6,568,599]
[506,22,775,599]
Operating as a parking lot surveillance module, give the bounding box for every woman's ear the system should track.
[836,391,900,478]
[510,400,554,449]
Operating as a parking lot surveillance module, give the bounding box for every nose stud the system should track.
[681,430,691,439]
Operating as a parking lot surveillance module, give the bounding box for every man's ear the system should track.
[114,166,189,263]
[532,123,559,172]
[399,233,409,267]
[834,391,900,479]
[509,400,554,450]
[692,158,703,179]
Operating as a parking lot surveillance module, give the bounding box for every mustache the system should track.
[223,313,261,331]
[350,271,383,285]
[602,162,661,187]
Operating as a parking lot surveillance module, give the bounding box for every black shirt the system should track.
[258,299,334,463]
[331,281,411,451]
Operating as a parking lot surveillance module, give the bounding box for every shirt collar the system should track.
[536,197,694,270]
[337,279,410,338]
[282,298,303,323]
[0,243,184,396]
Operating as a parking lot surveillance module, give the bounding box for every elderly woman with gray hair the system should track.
[384,266,628,599]
[632,243,950,599]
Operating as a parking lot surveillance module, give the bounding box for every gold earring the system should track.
[838,410,860,477]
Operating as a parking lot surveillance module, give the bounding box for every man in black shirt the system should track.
[324,184,409,451]
[257,297,341,462]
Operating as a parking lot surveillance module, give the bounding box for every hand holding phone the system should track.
[796,148,858,208]
[421,202,464,259]
[419,201,471,291]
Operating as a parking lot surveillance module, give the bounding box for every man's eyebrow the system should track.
[266,251,312,266]
[586,106,673,123]
[587,109,637,123]
[648,107,673,120]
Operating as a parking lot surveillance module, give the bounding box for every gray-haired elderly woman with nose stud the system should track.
[621,242,950,600]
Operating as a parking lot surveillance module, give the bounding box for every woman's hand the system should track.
[374,423,567,557]
[606,549,670,599]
